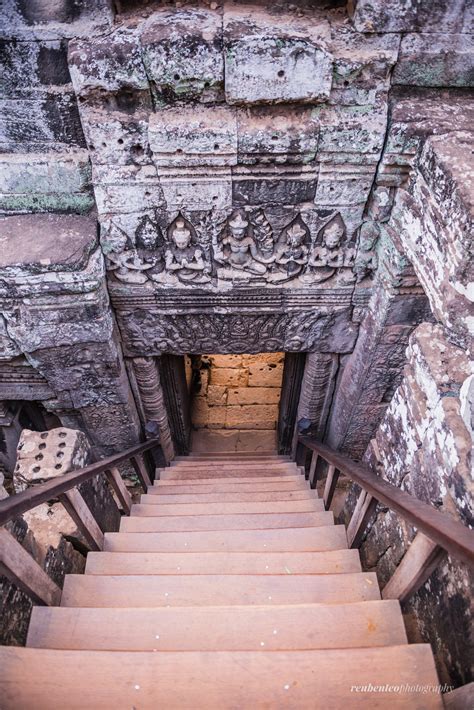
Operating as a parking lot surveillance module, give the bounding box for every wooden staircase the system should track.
[1,452,443,708]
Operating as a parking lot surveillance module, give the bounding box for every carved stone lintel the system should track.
[132,357,175,462]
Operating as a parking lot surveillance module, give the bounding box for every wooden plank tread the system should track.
[0,646,442,709]
[120,510,334,533]
[85,549,362,576]
[131,499,324,516]
[60,572,381,607]
[104,525,349,553]
[27,600,406,650]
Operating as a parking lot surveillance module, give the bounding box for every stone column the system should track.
[296,353,339,439]
[132,357,175,462]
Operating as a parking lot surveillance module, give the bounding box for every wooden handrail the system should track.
[0,438,159,527]
[298,436,474,569]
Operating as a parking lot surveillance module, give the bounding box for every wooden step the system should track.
[61,572,381,607]
[131,499,324,516]
[150,480,308,495]
[182,451,280,458]
[120,510,334,533]
[27,600,406,650]
[85,549,361,575]
[0,646,442,709]
[104,526,348,553]
[170,460,292,468]
[159,468,299,480]
[141,489,315,504]
[152,478,306,492]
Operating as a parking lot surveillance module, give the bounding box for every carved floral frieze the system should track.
[102,208,372,289]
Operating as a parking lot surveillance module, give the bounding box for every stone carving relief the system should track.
[213,211,274,280]
[353,187,395,283]
[305,214,355,285]
[267,218,310,284]
[164,216,211,285]
[118,308,359,357]
[103,208,366,289]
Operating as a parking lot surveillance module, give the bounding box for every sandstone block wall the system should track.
[191,353,284,452]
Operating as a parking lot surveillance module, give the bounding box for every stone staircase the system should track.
[1,452,443,708]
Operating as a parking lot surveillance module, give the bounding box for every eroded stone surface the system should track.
[13,427,90,491]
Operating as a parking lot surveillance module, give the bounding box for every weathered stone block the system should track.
[236,107,319,163]
[191,396,209,427]
[248,362,284,388]
[350,0,471,33]
[13,427,90,492]
[207,355,242,369]
[393,34,474,87]
[225,36,332,105]
[0,94,85,149]
[208,406,228,429]
[0,151,93,214]
[210,367,248,387]
[141,8,223,103]
[227,387,281,406]
[0,0,114,40]
[68,28,149,95]
[0,39,71,98]
[207,385,227,406]
[225,404,279,430]
[80,109,151,166]
[149,107,237,168]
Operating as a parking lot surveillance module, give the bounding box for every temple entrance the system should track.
[188,353,286,453]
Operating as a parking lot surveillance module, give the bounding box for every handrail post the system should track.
[308,452,318,489]
[382,533,446,603]
[323,465,340,510]
[0,528,61,606]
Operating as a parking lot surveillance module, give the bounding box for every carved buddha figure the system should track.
[105,228,154,285]
[268,221,309,283]
[353,221,379,283]
[215,212,271,276]
[307,216,346,283]
[165,217,211,284]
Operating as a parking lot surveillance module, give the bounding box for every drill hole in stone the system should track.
[117,138,124,145]
[277,70,285,78]
[55,464,62,470]
[174,74,180,81]
[271,135,278,140]
[58,442,66,448]
[33,466,41,473]
[39,443,46,450]
[58,432,67,438]
[131,144,144,157]
[176,148,183,154]
[40,433,48,439]
[35,454,44,461]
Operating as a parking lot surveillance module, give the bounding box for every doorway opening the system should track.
[189,353,284,453]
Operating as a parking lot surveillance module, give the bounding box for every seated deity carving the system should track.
[135,216,166,283]
[353,221,380,283]
[164,216,211,285]
[105,226,155,285]
[267,219,309,284]
[305,214,346,283]
[214,212,274,279]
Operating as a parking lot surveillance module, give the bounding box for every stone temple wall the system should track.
[190,353,283,451]
[0,0,472,684]
[335,111,474,685]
